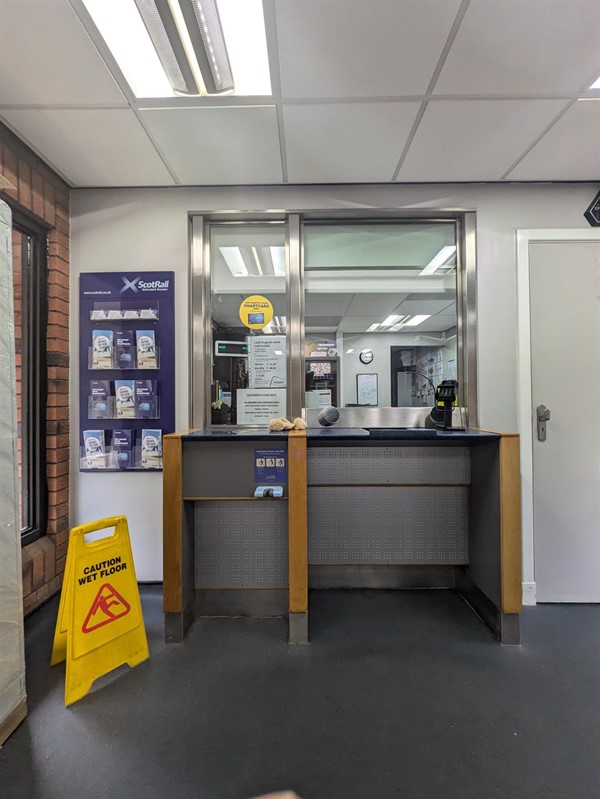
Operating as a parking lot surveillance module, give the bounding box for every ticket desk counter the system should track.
[163,428,522,645]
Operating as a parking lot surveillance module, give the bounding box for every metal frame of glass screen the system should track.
[190,210,478,429]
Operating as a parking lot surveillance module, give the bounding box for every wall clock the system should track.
[359,349,374,365]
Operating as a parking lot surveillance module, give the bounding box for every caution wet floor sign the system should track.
[51,516,149,706]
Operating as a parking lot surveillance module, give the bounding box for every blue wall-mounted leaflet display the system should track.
[79,272,175,471]
[254,449,287,484]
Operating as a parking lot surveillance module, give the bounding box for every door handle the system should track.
[536,404,551,441]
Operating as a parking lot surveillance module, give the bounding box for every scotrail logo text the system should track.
[120,276,170,293]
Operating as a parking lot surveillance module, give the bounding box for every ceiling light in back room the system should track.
[420,246,457,276]
[381,314,403,328]
[270,247,285,277]
[82,0,270,97]
[589,75,600,89]
[404,315,431,327]
[220,246,248,276]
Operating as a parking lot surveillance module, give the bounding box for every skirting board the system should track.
[196,589,288,618]
[309,565,456,590]
[0,698,27,747]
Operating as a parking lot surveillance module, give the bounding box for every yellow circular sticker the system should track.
[239,295,274,329]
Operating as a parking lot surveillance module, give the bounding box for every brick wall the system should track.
[0,125,70,614]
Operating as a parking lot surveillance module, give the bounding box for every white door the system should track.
[529,240,600,602]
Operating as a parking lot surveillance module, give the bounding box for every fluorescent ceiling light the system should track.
[132,0,233,94]
[82,0,174,97]
[270,246,285,276]
[346,348,355,354]
[589,75,600,89]
[220,246,248,276]
[84,0,270,97]
[420,245,457,275]
[181,0,234,93]
[216,0,271,95]
[366,323,380,332]
[250,246,263,275]
[404,315,431,327]
[262,323,273,334]
[274,350,283,356]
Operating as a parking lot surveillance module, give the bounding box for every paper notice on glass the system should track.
[237,389,286,425]
[248,336,286,388]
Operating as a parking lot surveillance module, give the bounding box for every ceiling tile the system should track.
[338,316,386,332]
[140,107,283,184]
[434,0,600,95]
[398,99,566,181]
[346,296,409,315]
[0,0,125,105]
[276,0,462,98]
[283,103,420,182]
[508,101,600,180]
[0,109,174,186]
[305,296,353,315]
[395,300,457,315]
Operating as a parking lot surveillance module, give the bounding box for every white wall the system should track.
[340,332,446,406]
[70,183,595,580]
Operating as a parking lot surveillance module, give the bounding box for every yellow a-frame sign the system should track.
[51,516,149,706]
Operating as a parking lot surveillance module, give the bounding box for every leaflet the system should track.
[114,379,136,419]
[91,330,113,369]
[89,380,111,419]
[112,429,134,469]
[141,429,162,469]
[83,429,106,468]
[136,330,157,369]
[135,380,158,419]
[115,329,135,369]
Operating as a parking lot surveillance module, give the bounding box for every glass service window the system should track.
[303,222,458,410]
[12,218,48,543]
[209,223,287,425]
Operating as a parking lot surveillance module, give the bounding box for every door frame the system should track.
[516,228,600,605]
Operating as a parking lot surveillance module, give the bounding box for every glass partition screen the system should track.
[209,223,287,426]
[304,223,458,410]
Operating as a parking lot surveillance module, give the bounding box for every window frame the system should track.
[11,206,49,546]
[190,210,477,430]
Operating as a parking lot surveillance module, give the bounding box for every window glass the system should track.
[12,228,29,531]
[210,223,286,425]
[12,219,46,543]
[304,222,458,409]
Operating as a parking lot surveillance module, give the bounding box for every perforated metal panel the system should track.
[308,486,468,564]
[308,446,470,484]
[195,502,288,587]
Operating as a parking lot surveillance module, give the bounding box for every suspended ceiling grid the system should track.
[0,0,599,187]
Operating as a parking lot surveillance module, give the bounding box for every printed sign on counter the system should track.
[248,335,286,388]
[237,389,286,425]
[254,449,287,484]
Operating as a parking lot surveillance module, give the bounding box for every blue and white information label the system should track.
[254,449,286,484]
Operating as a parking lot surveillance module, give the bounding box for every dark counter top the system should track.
[181,429,288,441]
[181,428,500,443]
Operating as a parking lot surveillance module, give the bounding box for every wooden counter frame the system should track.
[163,430,309,643]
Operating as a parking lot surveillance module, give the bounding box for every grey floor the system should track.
[1,588,599,799]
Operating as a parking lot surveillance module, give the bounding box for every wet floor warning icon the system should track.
[82,583,131,634]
